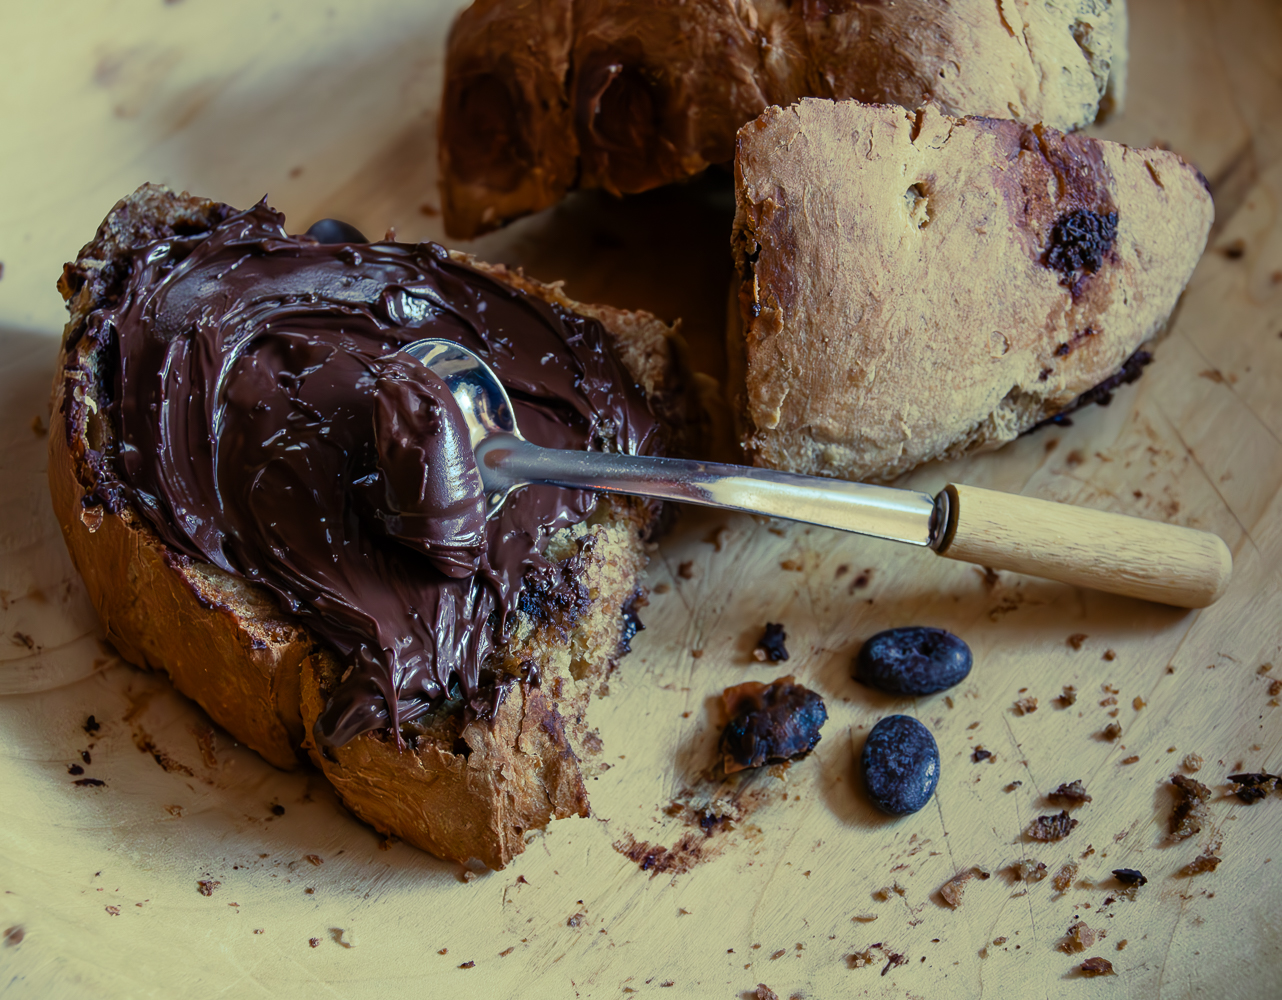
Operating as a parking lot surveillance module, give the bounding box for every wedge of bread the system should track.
[728,100,1213,483]
[50,184,693,868]
[440,0,1126,238]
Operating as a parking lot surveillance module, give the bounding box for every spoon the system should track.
[402,338,1231,609]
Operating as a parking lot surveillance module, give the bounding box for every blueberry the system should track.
[860,714,940,816]
[304,219,369,244]
[854,626,972,695]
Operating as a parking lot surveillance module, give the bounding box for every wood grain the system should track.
[938,482,1234,607]
[0,1,1280,998]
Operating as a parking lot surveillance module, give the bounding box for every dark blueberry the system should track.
[860,715,940,816]
[303,219,369,244]
[854,627,972,696]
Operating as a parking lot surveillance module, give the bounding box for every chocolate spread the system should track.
[91,201,659,747]
[371,356,487,578]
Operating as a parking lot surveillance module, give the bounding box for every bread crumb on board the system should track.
[1048,780,1092,804]
[938,867,990,907]
[1179,852,1222,876]
[1053,863,1079,892]
[1059,921,1104,953]
[753,623,789,662]
[1228,771,1280,804]
[1027,811,1079,842]
[1169,774,1212,840]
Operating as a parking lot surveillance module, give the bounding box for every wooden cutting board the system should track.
[1,2,1280,997]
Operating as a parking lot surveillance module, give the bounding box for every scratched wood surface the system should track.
[1,2,1281,998]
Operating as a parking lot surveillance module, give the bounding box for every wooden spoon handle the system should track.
[934,483,1232,608]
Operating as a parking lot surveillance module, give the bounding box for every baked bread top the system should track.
[729,100,1213,482]
[440,0,1126,238]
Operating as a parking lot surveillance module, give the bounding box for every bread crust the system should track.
[300,497,651,867]
[440,0,1124,237]
[50,184,686,867]
[729,100,1212,482]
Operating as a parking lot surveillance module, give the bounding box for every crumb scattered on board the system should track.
[1049,780,1091,804]
[938,867,989,907]
[1179,851,1222,876]
[1027,811,1078,842]
[1228,771,1279,804]
[1060,921,1103,953]
[753,623,789,662]
[1169,774,1211,840]
[1112,868,1147,886]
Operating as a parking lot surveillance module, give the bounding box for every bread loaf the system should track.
[440,0,1127,238]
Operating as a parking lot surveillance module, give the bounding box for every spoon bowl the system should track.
[400,338,526,513]
[400,339,521,449]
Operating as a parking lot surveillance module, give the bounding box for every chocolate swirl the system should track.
[93,201,659,747]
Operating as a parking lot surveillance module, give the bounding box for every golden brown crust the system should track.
[300,497,651,868]
[48,390,311,769]
[439,0,1124,237]
[49,183,686,867]
[729,100,1213,482]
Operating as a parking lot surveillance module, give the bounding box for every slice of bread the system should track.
[50,184,693,868]
[440,0,1124,238]
[728,100,1213,483]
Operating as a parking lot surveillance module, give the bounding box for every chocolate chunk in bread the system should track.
[729,100,1212,482]
[440,0,1126,237]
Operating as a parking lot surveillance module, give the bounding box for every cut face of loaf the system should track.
[729,100,1213,482]
[51,184,694,869]
[440,0,1125,238]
